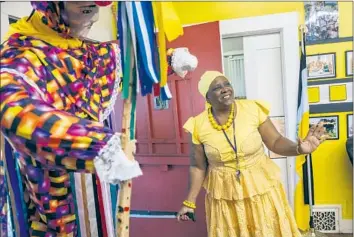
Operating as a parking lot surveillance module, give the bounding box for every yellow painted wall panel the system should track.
[308,87,320,103]
[338,2,353,37]
[329,84,347,101]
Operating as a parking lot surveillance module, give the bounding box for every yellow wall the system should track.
[173,2,352,38]
[174,2,304,24]
[311,112,353,219]
[307,41,352,219]
[338,2,353,37]
[304,4,353,219]
[172,1,353,220]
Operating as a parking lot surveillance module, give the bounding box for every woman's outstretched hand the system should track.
[298,122,328,154]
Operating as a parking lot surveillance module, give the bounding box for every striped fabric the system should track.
[115,4,167,236]
[294,30,311,231]
[118,1,172,100]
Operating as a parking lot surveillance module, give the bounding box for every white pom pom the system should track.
[171,48,198,78]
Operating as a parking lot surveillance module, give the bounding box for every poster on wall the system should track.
[310,116,339,140]
[347,114,353,138]
[304,1,339,43]
[345,51,353,76]
[268,117,286,158]
[307,53,336,79]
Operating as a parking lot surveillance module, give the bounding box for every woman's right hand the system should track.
[176,206,195,222]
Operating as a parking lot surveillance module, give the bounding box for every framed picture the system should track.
[309,116,339,140]
[345,51,353,76]
[304,1,339,43]
[347,114,353,138]
[269,116,286,158]
[307,53,336,79]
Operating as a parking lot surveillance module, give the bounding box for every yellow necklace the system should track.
[208,103,235,131]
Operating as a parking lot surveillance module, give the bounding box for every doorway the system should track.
[220,12,300,206]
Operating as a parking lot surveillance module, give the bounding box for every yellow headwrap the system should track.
[198,71,228,98]
[4,12,82,49]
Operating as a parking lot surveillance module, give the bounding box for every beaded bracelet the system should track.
[183,200,196,209]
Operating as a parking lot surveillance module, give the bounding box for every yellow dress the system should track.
[184,100,301,237]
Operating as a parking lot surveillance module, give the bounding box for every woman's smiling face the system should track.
[207,76,235,108]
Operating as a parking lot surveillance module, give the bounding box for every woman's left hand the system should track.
[298,122,328,154]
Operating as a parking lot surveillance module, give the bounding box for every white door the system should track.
[243,33,289,198]
[220,12,299,208]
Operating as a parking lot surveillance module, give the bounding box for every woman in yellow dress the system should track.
[177,71,326,237]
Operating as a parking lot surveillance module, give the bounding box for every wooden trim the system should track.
[136,139,189,144]
[145,95,153,154]
[136,156,189,166]
[170,80,182,155]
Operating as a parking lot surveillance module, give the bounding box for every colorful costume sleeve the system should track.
[0,69,142,184]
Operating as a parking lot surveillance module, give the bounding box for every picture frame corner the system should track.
[345,50,353,77]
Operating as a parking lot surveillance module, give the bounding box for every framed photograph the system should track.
[347,114,353,138]
[269,116,286,158]
[306,53,336,79]
[345,51,353,76]
[304,1,339,43]
[310,116,339,140]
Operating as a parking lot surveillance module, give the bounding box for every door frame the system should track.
[219,12,300,209]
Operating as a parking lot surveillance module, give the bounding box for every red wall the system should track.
[113,22,223,237]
